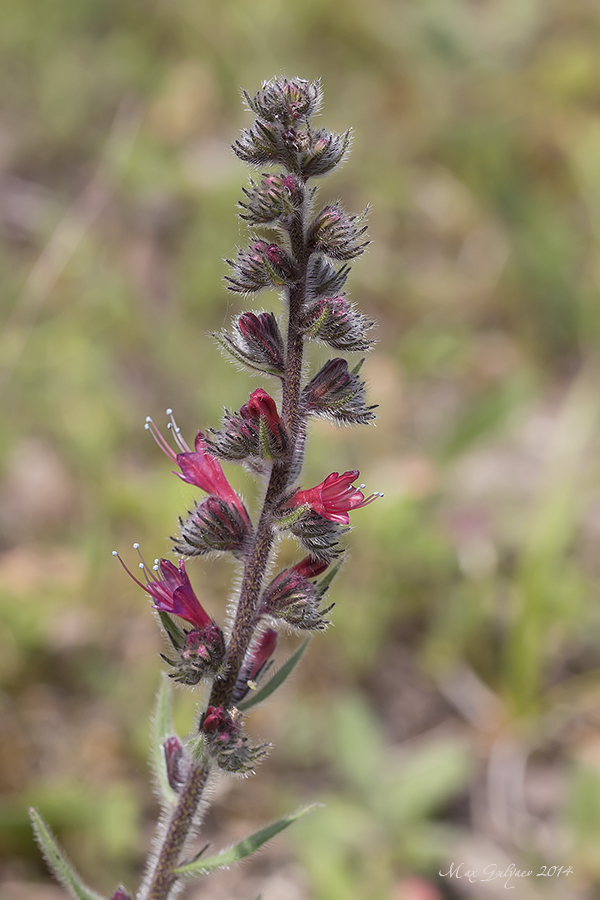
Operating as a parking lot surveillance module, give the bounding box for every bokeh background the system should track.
[3,1,600,898]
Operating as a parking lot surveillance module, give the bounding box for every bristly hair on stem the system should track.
[32,76,379,900]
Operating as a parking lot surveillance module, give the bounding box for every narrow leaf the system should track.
[237,639,310,711]
[29,809,106,900]
[151,677,178,806]
[174,804,321,877]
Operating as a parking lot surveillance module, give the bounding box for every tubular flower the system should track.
[145,411,249,525]
[114,549,212,630]
[286,470,380,525]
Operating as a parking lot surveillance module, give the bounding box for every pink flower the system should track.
[146,411,249,524]
[114,549,212,630]
[287,470,380,524]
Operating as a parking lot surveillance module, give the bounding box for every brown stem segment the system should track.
[146,763,210,900]
[143,187,310,900]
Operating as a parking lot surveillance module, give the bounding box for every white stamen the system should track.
[359,483,365,489]
[133,542,140,549]
[166,408,173,415]
[139,562,144,570]
[145,416,152,423]
[111,550,118,556]
[144,423,150,430]
[153,564,159,571]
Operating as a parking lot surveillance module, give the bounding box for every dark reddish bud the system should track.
[207,389,288,463]
[302,358,377,425]
[307,203,369,260]
[292,556,330,579]
[111,889,132,900]
[163,735,186,792]
[160,621,226,686]
[300,295,375,352]
[174,495,252,559]
[217,310,285,377]
[200,706,269,773]
[231,628,278,705]
[261,564,333,631]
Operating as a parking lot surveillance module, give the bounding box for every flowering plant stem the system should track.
[31,77,379,900]
[145,198,308,900]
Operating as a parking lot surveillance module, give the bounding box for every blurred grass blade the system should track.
[151,677,178,806]
[237,639,310,711]
[174,804,321,877]
[29,809,106,900]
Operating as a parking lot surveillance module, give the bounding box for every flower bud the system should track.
[306,256,351,299]
[243,77,322,125]
[207,389,288,463]
[216,310,285,377]
[299,128,352,178]
[261,563,333,631]
[163,735,186,792]
[225,241,298,293]
[307,203,369,260]
[300,295,375,352]
[161,621,226,685]
[240,173,304,225]
[200,706,269,774]
[302,358,377,425]
[174,495,252,558]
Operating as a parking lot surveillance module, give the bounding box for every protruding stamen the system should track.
[145,417,177,461]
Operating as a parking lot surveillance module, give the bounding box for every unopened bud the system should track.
[174,496,252,559]
[163,735,185,792]
[302,358,377,425]
[307,203,369,261]
[200,706,269,774]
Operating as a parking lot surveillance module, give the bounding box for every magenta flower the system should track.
[287,470,380,524]
[114,549,212,630]
[291,556,330,579]
[146,411,249,524]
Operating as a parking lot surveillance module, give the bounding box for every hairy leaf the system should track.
[29,809,106,900]
[174,804,321,877]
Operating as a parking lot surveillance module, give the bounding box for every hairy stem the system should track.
[142,200,310,900]
[145,763,210,900]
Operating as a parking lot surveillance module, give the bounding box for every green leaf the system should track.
[151,677,178,806]
[29,809,106,900]
[315,559,343,597]
[174,804,321,877]
[237,639,310,711]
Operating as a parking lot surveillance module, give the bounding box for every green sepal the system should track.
[351,357,365,375]
[187,734,209,765]
[174,804,321,877]
[151,677,178,806]
[158,611,185,650]
[273,504,309,530]
[237,639,310,711]
[258,415,275,460]
[304,303,329,338]
[29,809,106,900]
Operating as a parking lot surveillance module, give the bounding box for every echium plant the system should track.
[30,76,380,900]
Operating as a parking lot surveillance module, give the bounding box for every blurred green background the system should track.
[3,1,600,898]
